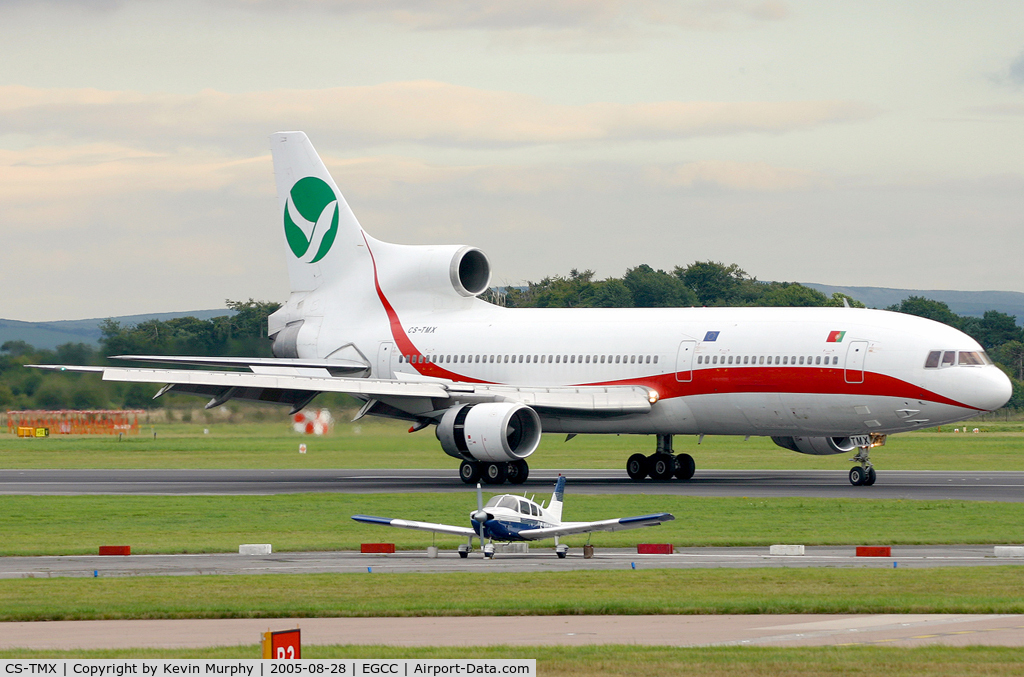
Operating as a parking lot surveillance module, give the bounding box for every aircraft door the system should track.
[376,342,396,379]
[845,340,868,384]
[675,340,696,382]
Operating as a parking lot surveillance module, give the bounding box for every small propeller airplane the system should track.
[352,476,675,558]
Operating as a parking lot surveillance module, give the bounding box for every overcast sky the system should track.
[2,0,1023,321]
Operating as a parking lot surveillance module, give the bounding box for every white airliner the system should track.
[353,476,674,558]
[37,132,1013,487]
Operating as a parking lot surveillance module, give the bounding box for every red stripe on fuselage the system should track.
[586,366,980,411]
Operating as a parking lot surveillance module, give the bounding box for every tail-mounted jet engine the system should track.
[771,436,859,456]
[437,402,542,462]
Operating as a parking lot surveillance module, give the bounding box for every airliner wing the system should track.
[516,513,675,540]
[28,364,654,415]
[351,514,476,538]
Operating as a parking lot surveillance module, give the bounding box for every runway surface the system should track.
[2,614,1023,650]
[2,468,1024,501]
[2,545,1022,579]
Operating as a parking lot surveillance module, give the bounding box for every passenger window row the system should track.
[696,355,840,366]
[924,350,990,368]
[398,353,660,366]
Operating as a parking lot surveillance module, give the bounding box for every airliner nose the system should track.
[975,367,1014,412]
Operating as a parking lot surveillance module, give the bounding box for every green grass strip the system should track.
[3,493,1024,556]
[4,421,1024,470]
[3,568,1024,621]
[2,645,1024,676]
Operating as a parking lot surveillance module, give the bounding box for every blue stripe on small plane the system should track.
[618,513,673,525]
[351,515,394,526]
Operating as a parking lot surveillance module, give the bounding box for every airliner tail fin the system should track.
[270,132,366,293]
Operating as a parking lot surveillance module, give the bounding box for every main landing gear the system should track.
[459,459,529,485]
[848,446,877,486]
[626,434,695,481]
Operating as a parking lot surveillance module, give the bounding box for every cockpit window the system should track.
[519,500,531,514]
[958,351,985,366]
[497,493,520,510]
[926,349,994,368]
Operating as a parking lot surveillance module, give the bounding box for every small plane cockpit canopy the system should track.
[486,495,520,510]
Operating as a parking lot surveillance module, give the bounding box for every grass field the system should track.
[3,492,1024,555]
[2,417,1024,470]
[3,416,1023,671]
[1,645,1022,676]
[3,568,1024,621]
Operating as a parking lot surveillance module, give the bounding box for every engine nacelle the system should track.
[436,402,542,463]
[771,436,860,456]
[449,246,491,297]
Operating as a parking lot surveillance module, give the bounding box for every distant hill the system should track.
[804,285,1024,324]
[0,309,232,351]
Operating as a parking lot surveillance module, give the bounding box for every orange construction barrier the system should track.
[6,410,143,435]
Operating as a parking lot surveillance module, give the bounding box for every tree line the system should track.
[1,264,1022,412]
[0,300,279,411]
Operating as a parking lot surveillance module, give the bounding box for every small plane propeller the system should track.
[472,482,490,545]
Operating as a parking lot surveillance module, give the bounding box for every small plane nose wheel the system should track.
[848,446,876,486]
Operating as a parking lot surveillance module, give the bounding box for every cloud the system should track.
[225,0,789,32]
[1010,51,1024,86]
[0,83,873,154]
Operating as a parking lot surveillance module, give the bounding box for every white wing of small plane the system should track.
[351,515,476,538]
[514,513,675,540]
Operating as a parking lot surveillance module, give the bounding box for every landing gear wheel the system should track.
[556,550,567,559]
[626,453,649,480]
[674,453,695,480]
[849,466,865,486]
[864,467,877,486]
[459,550,469,559]
[459,460,481,485]
[482,462,507,485]
[506,460,529,485]
[650,453,675,480]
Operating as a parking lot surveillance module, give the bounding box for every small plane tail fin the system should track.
[270,131,367,293]
[547,476,566,523]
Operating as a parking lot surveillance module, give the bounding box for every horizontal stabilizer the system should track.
[110,355,367,375]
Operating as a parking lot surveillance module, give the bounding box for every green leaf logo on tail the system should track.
[284,177,339,263]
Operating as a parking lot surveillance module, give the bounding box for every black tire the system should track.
[626,453,649,480]
[849,466,865,486]
[674,453,696,480]
[507,460,529,485]
[459,551,469,559]
[650,453,675,480]
[865,467,877,486]
[459,460,481,484]
[557,551,567,559]
[482,462,507,485]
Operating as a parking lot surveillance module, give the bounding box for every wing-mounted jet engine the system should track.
[435,403,543,485]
